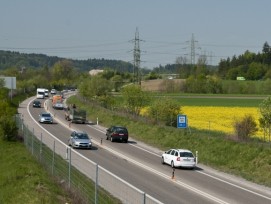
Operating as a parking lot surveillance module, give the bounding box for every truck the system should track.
[52,95,63,109]
[65,106,87,124]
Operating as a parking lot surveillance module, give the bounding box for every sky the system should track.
[1,0,271,69]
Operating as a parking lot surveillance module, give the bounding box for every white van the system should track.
[44,89,49,97]
[37,88,45,99]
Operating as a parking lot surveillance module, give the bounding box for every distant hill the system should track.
[0,50,133,73]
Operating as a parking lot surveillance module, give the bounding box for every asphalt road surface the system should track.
[18,94,271,204]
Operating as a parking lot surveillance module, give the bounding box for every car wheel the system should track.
[124,139,128,143]
[171,161,175,168]
[161,157,165,164]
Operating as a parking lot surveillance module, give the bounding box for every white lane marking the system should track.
[88,124,271,201]
[197,171,271,200]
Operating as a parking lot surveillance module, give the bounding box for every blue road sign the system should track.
[177,114,187,128]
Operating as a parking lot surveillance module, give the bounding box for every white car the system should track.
[161,149,196,169]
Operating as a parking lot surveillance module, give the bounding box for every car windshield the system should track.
[42,113,51,117]
[180,152,194,158]
[75,133,89,139]
[34,101,40,104]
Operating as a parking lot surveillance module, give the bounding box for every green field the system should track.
[174,97,264,107]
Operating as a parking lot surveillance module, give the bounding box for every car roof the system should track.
[171,149,192,153]
[112,125,127,128]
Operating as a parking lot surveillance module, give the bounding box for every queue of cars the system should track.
[33,89,196,170]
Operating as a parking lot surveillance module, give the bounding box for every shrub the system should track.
[233,114,258,141]
[0,116,18,141]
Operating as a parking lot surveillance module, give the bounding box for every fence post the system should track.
[52,141,55,175]
[68,147,71,188]
[95,164,98,204]
[142,192,146,204]
[32,128,34,155]
[40,133,43,162]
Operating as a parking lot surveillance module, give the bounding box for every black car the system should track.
[106,126,128,143]
[32,100,41,108]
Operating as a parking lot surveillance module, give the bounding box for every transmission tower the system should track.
[184,33,200,66]
[133,27,141,85]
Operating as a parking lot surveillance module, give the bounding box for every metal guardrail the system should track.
[15,114,163,204]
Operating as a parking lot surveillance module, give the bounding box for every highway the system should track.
[18,95,271,204]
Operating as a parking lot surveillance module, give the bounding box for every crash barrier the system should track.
[15,115,163,204]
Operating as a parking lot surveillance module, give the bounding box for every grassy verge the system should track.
[68,96,271,187]
[0,140,72,204]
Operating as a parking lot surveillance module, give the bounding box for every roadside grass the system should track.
[0,140,72,204]
[68,96,271,187]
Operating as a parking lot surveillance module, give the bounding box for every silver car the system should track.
[161,149,196,169]
[68,131,92,149]
[39,112,53,124]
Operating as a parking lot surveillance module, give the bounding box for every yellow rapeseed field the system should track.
[140,106,264,138]
[182,106,262,136]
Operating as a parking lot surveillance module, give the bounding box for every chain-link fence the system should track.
[15,114,163,204]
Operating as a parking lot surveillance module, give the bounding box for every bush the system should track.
[0,116,18,141]
[233,115,258,141]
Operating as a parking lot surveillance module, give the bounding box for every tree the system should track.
[148,97,181,126]
[259,96,271,142]
[78,75,112,100]
[51,60,75,81]
[121,84,150,115]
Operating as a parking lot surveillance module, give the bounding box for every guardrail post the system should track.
[97,117,99,125]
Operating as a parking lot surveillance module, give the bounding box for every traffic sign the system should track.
[177,114,187,128]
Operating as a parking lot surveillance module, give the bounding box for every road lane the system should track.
[19,95,271,204]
